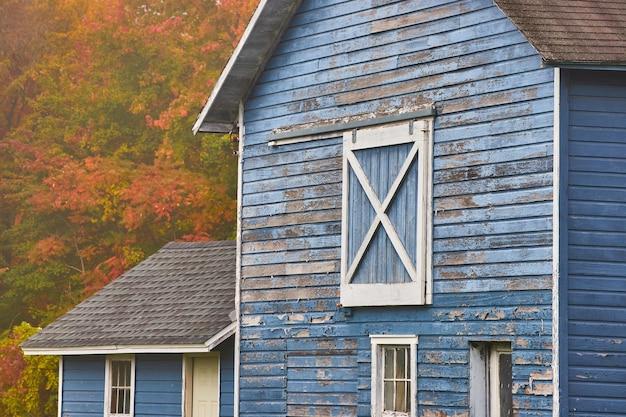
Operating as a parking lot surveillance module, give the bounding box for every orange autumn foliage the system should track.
[0,1,257,415]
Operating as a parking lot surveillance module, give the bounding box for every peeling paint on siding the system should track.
[239,1,554,416]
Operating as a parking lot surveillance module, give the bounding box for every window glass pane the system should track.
[110,389,118,413]
[395,381,407,412]
[124,362,131,386]
[499,353,513,417]
[396,347,406,379]
[384,348,394,379]
[118,388,124,414]
[384,381,394,411]
[124,388,131,413]
[406,381,411,412]
[112,363,119,387]
[406,348,410,379]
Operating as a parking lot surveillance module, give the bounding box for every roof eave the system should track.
[22,322,237,356]
[192,0,302,135]
[543,59,626,71]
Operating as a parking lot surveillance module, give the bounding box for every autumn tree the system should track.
[0,0,257,414]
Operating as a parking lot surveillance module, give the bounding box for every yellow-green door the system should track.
[191,356,219,417]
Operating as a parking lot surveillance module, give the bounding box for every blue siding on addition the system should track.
[215,336,236,417]
[565,70,626,417]
[135,355,183,417]
[60,339,235,417]
[239,1,554,417]
[61,356,105,417]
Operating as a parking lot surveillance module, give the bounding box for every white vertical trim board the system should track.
[234,100,245,417]
[340,118,433,307]
[552,66,561,417]
[57,357,63,417]
[469,344,487,417]
[370,335,418,417]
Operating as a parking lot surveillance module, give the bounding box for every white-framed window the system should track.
[183,352,221,417]
[340,119,433,307]
[371,335,418,417]
[104,355,135,417]
[469,342,513,417]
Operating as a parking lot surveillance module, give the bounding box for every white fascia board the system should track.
[204,321,237,351]
[23,322,238,356]
[192,0,268,135]
[23,344,214,356]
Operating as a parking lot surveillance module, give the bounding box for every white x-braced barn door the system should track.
[340,119,432,307]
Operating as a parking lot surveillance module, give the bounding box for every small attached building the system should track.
[22,241,237,417]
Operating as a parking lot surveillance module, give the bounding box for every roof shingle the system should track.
[23,241,235,349]
[495,0,626,64]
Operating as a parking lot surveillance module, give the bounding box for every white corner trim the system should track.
[192,1,267,134]
[552,66,561,417]
[57,357,63,417]
[370,335,418,417]
[233,100,245,417]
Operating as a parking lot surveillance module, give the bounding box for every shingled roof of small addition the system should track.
[22,241,236,352]
[495,0,626,64]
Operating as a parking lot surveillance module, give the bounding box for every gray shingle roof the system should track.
[495,0,626,64]
[23,241,236,350]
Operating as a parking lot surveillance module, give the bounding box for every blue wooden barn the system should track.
[193,1,626,417]
[23,241,237,417]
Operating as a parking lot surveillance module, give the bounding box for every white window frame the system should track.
[340,119,433,307]
[470,342,513,417]
[182,352,221,417]
[104,354,135,417]
[371,335,418,417]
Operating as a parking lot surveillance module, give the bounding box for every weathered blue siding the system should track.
[135,355,183,417]
[565,70,626,417]
[239,1,554,417]
[62,356,105,417]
